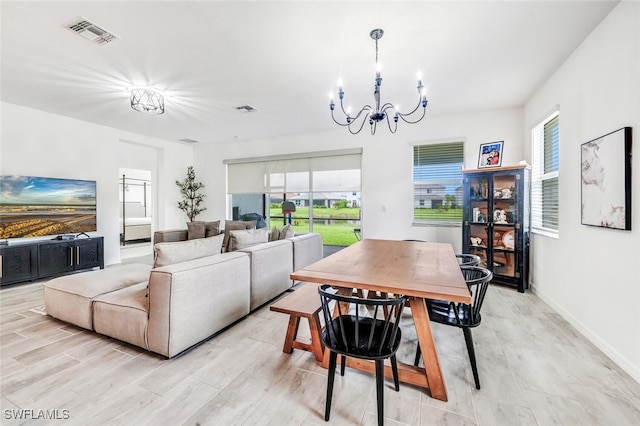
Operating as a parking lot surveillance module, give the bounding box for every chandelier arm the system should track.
[330,109,351,127]
[385,112,398,134]
[338,96,374,123]
[397,104,427,124]
[350,106,374,123]
[348,116,370,134]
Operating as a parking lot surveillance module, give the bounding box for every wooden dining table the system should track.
[290,238,470,402]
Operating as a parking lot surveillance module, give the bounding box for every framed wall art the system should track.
[581,126,632,230]
[478,141,503,168]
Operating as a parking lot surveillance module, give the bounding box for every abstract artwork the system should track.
[581,127,632,230]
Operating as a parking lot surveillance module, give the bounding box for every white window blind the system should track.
[531,111,559,235]
[413,142,464,225]
[226,150,361,194]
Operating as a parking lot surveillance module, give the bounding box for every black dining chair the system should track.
[414,266,492,389]
[455,253,482,266]
[318,285,407,426]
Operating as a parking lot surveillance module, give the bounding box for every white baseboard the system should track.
[530,283,640,384]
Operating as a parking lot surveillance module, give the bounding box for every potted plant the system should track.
[175,166,206,222]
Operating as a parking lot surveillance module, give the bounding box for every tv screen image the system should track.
[0,175,97,239]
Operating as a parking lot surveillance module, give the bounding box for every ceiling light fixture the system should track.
[329,29,428,135]
[130,88,164,114]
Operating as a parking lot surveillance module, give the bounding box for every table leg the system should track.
[411,296,448,401]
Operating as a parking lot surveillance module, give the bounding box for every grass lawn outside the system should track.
[269,207,360,246]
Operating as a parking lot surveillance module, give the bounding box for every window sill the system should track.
[531,228,559,239]
[412,221,461,228]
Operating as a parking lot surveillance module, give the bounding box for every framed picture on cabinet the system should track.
[478,141,503,168]
[580,127,632,230]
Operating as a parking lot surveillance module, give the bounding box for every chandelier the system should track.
[330,29,428,135]
[130,88,164,114]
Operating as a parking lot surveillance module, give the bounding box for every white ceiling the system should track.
[0,1,618,145]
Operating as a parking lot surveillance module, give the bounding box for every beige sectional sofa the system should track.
[43,230,323,358]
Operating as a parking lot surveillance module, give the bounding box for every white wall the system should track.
[0,102,193,265]
[195,106,524,253]
[524,1,640,381]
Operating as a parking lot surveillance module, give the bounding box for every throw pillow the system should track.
[228,228,269,251]
[153,233,224,267]
[279,224,294,240]
[205,220,221,237]
[186,221,206,240]
[222,220,257,252]
[269,225,280,242]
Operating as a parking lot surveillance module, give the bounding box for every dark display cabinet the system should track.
[462,165,530,292]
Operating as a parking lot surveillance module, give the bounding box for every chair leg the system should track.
[340,355,346,376]
[391,355,400,391]
[414,344,422,367]
[462,328,481,390]
[325,351,337,421]
[375,359,384,426]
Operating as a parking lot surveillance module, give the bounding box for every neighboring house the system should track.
[289,192,361,208]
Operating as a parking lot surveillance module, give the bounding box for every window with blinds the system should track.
[413,142,464,225]
[531,111,559,235]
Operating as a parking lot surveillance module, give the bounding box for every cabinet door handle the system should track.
[0,255,3,278]
[69,247,73,266]
[76,246,80,265]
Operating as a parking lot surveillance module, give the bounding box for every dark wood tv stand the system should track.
[0,236,104,286]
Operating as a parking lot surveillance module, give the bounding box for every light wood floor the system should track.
[1,272,639,425]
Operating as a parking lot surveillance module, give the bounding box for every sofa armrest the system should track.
[153,229,188,244]
[239,239,293,311]
[290,233,323,272]
[146,252,250,357]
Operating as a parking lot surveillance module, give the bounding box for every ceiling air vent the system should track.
[235,105,257,113]
[178,138,199,144]
[66,17,119,44]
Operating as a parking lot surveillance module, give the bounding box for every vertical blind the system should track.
[413,142,464,224]
[531,112,559,233]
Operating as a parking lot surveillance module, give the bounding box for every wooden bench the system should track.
[270,282,325,361]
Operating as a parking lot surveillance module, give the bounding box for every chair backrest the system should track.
[428,266,492,327]
[318,285,407,359]
[456,253,481,266]
[459,266,492,324]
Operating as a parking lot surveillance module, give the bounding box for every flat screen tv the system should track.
[0,175,97,239]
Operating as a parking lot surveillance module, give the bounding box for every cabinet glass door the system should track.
[467,176,490,268]
[491,173,518,278]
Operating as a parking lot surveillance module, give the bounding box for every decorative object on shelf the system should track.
[176,166,206,222]
[580,127,632,230]
[478,141,504,168]
[130,87,164,114]
[493,209,508,224]
[470,236,483,246]
[329,28,428,135]
[502,230,515,250]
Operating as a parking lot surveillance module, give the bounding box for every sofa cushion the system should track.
[269,225,280,242]
[187,221,206,239]
[153,234,224,267]
[229,228,269,251]
[222,220,256,252]
[153,229,188,244]
[93,282,150,350]
[279,224,294,240]
[205,220,221,237]
[43,263,152,330]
